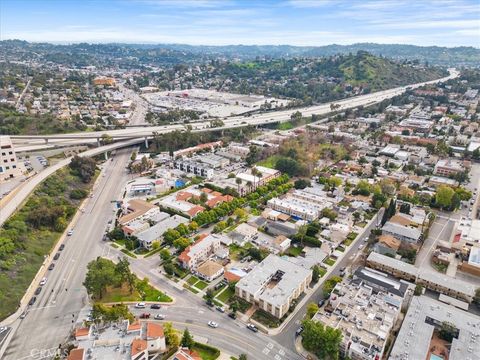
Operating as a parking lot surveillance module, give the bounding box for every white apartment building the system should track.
[178,234,222,270]
[0,135,22,181]
[235,255,312,318]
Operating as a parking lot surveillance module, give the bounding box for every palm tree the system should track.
[246,181,253,192]
[235,177,242,195]
[251,167,260,190]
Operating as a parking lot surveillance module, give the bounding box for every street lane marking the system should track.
[262,348,270,355]
[267,342,274,349]
[27,304,56,312]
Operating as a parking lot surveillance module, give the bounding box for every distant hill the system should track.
[1,40,478,67]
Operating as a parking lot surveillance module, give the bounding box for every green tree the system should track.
[164,322,180,348]
[306,302,319,319]
[83,257,119,299]
[205,288,215,306]
[188,221,199,233]
[173,237,191,251]
[160,248,171,261]
[323,275,342,298]
[301,319,343,360]
[435,185,455,209]
[115,257,136,293]
[181,328,195,348]
[239,354,247,360]
[312,265,321,283]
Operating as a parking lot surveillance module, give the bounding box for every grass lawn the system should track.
[343,238,353,246]
[195,280,208,290]
[111,243,119,248]
[252,308,281,328]
[229,296,251,313]
[336,246,345,252]
[212,284,226,296]
[318,267,327,277]
[357,222,367,228]
[216,287,234,303]
[187,276,199,285]
[285,246,303,257]
[324,258,336,266]
[173,264,189,279]
[100,280,172,303]
[256,155,281,169]
[121,248,138,258]
[192,342,220,360]
[144,247,162,258]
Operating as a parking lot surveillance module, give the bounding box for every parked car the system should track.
[39,277,47,286]
[67,230,73,236]
[247,323,258,332]
[228,312,237,319]
[339,267,346,276]
[295,326,304,337]
[216,306,225,313]
[317,299,325,307]
[48,263,55,270]
[208,321,218,328]
[135,302,146,308]
[28,297,37,306]
[139,313,151,319]
[20,311,27,319]
[59,244,65,251]
[53,253,60,260]
[34,287,42,295]
[154,314,165,320]
[150,304,161,309]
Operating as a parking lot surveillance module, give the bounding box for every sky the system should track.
[1,0,479,47]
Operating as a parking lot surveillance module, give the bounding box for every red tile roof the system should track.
[67,348,85,360]
[131,339,147,356]
[146,323,164,339]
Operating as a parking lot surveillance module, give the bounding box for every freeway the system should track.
[10,69,458,149]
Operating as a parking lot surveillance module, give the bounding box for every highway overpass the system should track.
[10,69,458,151]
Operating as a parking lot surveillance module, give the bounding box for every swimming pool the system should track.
[430,354,444,360]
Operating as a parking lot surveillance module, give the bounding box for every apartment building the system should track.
[381,221,422,244]
[235,255,312,318]
[267,196,325,221]
[314,278,403,360]
[173,159,214,179]
[0,135,22,181]
[178,234,222,270]
[118,199,160,226]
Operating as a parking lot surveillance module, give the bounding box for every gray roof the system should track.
[353,267,410,298]
[382,221,422,241]
[137,215,189,244]
[390,296,480,360]
[418,269,475,298]
[367,252,418,277]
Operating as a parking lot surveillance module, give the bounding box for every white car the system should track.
[67,230,73,236]
[135,302,146,309]
[208,321,218,328]
[39,277,47,286]
[154,314,165,320]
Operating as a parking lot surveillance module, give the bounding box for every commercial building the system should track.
[178,234,222,270]
[174,159,214,179]
[434,159,467,177]
[235,254,312,318]
[390,296,480,360]
[315,277,403,360]
[0,135,22,181]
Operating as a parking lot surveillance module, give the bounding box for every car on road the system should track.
[154,314,165,320]
[39,277,47,286]
[0,326,7,334]
[317,299,325,307]
[150,304,161,309]
[208,321,218,328]
[364,237,369,242]
[358,244,364,250]
[247,323,258,332]
[59,244,65,251]
[53,252,60,260]
[339,267,346,276]
[67,229,73,236]
[295,326,304,337]
[216,306,225,313]
[139,313,151,319]
[228,312,237,319]
[135,302,146,308]
[28,297,37,306]
[34,287,42,295]
[20,311,27,319]
[48,263,55,270]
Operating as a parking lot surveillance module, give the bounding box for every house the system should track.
[273,235,291,253]
[373,235,401,256]
[67,348,85,360]
[228,223,258,246]
[235,255,312,318]
[196,260,224,281]
[136,215,189,249]
[178,234,222,270]
[74,327,90,341]
[173,348,202,360]
[382,221,422,244]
